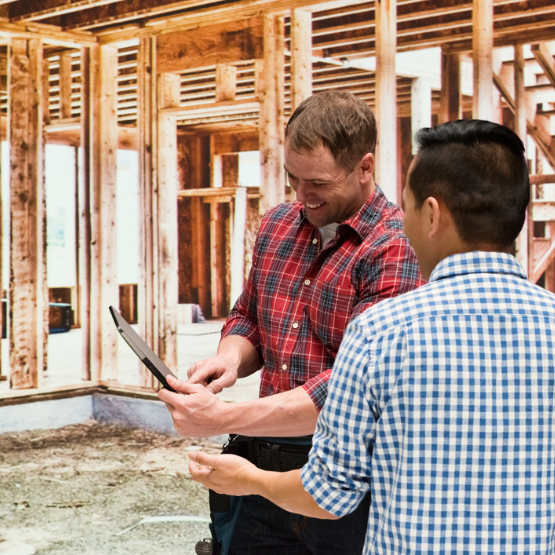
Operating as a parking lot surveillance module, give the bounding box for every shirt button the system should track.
[304,279,311,286]
[282,364,287,371]
[312,238,317,244]
[292,322,299,329]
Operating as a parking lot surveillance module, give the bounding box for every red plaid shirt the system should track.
[221,186,424,411]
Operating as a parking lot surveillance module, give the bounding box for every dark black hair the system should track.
[285,90,377,173]
[411,119,530,247]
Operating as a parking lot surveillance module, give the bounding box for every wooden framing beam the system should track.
[411,77,431,155]
[493,70,555,172]
[73,145,81,330]
[290,8,312,111]
[42,56,51,125]
[215,64,237,103]
[258,13,286,214]
[0,21,96,47]
[89,44,119,382]
[97,0,371,44]
[211,132,259,155]
[156,17,263,74]
[80,46,92,381]
[137,36,157,389]
[511,49,528,135]
[531,43,555,89]
[230,187,247,309]
[472,0,494,120]
[375,0,397,202]
[513,43,530,274]
[59,51,73,119]
[532,237,555,284]
[440,50,460,123]
[10,0,127,22]
[62,0,221,32]
[9,37,46,389]
[157,72,179,369]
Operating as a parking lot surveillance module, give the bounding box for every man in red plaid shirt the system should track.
[159,91,423,554]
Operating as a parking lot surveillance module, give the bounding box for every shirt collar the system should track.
[296,185,390,241]
[429,251,528,283]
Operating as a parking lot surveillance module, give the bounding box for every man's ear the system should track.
[424,196,442,239]
[359,153,374,181]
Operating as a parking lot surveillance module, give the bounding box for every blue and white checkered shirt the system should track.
[302,251,555,554]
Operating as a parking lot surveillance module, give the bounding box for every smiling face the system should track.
[284,141,374,228]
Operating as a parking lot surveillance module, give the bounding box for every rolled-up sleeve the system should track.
[221,229,263,362]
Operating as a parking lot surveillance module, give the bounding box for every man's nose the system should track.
[292,180,308,201]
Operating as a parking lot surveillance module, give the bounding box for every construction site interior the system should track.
[0,0,553,400]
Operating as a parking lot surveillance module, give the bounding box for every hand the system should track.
[189,451,260,496]
[189,451,336,520]
[158,375,230,438]
[187,354,239,394]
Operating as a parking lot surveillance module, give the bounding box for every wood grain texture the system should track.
[156,16,263,74]
[9,38,46,389]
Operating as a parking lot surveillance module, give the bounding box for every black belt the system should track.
[222,434,312,473]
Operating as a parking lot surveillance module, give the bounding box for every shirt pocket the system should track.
[308,272,356,353]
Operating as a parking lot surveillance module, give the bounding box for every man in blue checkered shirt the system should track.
[189,119,555,554]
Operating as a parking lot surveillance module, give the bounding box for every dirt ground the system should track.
[0,420,223,555]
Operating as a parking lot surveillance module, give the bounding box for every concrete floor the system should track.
[0,321,261,404]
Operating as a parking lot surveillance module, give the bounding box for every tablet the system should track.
[109,305,177,392]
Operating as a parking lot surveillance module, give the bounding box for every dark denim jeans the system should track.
[228,492,371,554]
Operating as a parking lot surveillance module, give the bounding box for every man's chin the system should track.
[304,208,330,227]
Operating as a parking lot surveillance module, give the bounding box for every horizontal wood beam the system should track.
[161,99,260,118]
[156,17,263,74]
[9,0,126,22]
[177,186,260,199]
[61,0,218,32]
[97,0,370,43]
[0,19,96,46]
[530,174,555,185]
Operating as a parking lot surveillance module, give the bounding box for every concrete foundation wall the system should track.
[0,395,94,434]
[0,391,179,437]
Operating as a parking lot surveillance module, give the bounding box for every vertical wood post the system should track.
[411,78,432,155]
[80,46,92,380]
[157,73,180,370]
[137,37,157,387]
[375,0,397,202]
[74,146,81,328]
[9,38,46,389]
[230,187,247,309]
[290,9,312,111]
[215,64,237,102]
[472,0,493,120]
[258,14,285,214]
[89,45,119,382]
[275,16,285,203]
[513,44,531,275]
[60,52,73,119]
[42,58,50,126]
[440,50,460,123]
